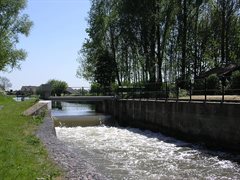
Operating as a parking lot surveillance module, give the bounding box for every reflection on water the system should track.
[52,102,95,116]
[51,102,112,127]
[56,126,240,179]
[13,97,31,101]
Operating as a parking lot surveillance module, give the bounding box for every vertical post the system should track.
[139,86,142,101]
[82,87,84,96]
[155,62,159,83]
[221,83,225,103]
[122,88,123,99]
[176,86,179,102]
[165,82,168,101]
[204,78,207,102]
[189,80,192,102]
[221,76,226,103]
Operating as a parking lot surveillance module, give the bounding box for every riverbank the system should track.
[36,113,106,179]
[0,95,61,179]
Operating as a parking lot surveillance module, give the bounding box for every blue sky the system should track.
[0,0,91,90]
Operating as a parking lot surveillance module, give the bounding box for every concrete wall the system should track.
[97,100,240,151]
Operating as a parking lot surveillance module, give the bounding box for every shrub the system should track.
[179,89,188,97]
[230,71,240,94]
[90,82,102,95]
[193,79,205,95]
[47,79,68,96]
[110,83,119,95]
[206,74,220,94]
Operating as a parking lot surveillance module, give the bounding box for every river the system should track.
[52,102,240,180]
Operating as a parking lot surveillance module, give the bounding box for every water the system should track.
[54,102,240,179]
[13,96,31,101]
[51,102,111,127]
[52,102,95,116]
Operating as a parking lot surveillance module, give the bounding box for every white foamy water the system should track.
[56,126,240,180]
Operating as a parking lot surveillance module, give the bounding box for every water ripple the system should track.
[56,126,240,180]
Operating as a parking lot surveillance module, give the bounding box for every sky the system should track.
[0,0,91,90]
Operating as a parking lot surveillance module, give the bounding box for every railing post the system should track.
[140,86,142,101]
[204,78,207,103]
[176,86,179,102]
[221,84,225,103]
[82,87,84,96]
[220,76,226,103]
[189,80,192,102]
[165,82,168,101]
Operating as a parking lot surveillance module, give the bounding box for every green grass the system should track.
[0,95,62,180]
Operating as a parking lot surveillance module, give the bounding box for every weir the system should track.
[96,99,240,151]
[54,101,240,179]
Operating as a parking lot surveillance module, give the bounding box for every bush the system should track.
[36,86,44,99]
[179,89,188,97]
[47,79,68,96]
[193,79,205,95]
[110,83,119,95]
[90,82,103,95]
[206,74,220,94]
[230,71,240,94]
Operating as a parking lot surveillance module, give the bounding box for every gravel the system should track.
[36,113,107,180]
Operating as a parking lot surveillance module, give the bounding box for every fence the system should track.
[115,79,240,103]
[68,80,240,103]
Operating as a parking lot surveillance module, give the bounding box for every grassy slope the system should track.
[0,95,62,179]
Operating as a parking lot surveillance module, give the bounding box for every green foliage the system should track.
[25,135,40,146]
[0,0,33,71]
[0,95,62,179]
[193,79,205,94]
[47,79,68,96]
[95,50,115,88]
[78,0,240,90]
[206,74,220,94]
[230,71,240,90]
[90,82,102,95]
[179,89,188,97]
[0,76,12,90]
[111,83,119,93]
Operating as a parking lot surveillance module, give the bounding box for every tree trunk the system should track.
[221,0,226,65]
[110,27,122,86]
[181,0,187,81]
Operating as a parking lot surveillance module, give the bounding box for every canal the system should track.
[52,102,240,179]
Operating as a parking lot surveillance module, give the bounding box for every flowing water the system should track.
[53,103,240,180]
[13,96,31,101]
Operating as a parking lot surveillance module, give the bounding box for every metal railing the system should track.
[66,82,240,103]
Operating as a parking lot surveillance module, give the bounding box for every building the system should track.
[21,86,38,95]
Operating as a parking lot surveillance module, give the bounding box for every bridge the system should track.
[48,96,116,102]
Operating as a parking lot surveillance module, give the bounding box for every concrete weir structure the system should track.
[96,99,240,151]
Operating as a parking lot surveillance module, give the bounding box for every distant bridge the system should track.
[48,96,116,102]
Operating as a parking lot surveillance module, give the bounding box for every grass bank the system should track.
[0,95,62,179]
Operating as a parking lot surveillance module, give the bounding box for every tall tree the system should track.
[78,0,240,89]
[0,0,33,71]
[47,79,68,96]
[0,76,12,90]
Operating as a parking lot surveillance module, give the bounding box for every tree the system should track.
[78,0,240,90]
[0,76,12,90]
[0,0,33,71]
[47,79,68,96]
[94,50,115,88]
